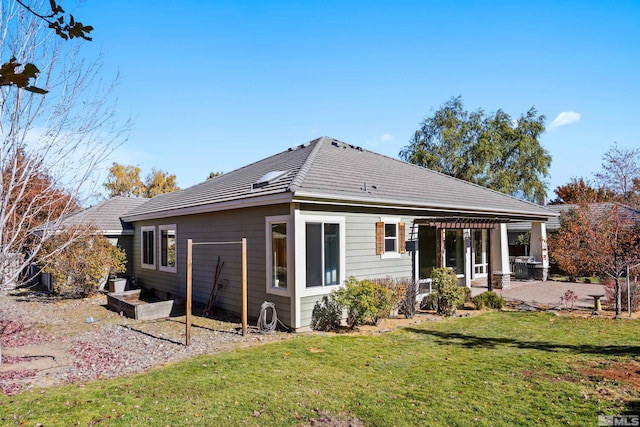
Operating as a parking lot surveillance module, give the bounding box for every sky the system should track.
[68,0,639,201]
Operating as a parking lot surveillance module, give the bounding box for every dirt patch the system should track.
[581,361,640,391]
[0,289,293,395]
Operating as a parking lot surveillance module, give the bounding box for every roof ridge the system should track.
[288,136,328,192]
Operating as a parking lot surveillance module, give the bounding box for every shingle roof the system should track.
[61,196,148,235]
[123,137,557,221]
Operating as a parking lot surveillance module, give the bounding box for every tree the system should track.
[104,163,145,197]
[207,171,223,180]
[1,149,78,249]
[103,163,179,198]
[549,177,615,204]
[595,144,640,209]
[400,96,551,202]
[1,0,125,291]
[549,203,640,316]
[145,168,179,198]
[1,0,92,93]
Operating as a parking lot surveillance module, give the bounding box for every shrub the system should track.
[430,268,465,316]
[559,289,578,310]
[399,278,419,319]
[460,286,472,306]
[371,277,418,318]
[335,277,392,328]
[472,291,505,310]
[41,229,126,298]
[311,294,343,331]
[420,292,438,311]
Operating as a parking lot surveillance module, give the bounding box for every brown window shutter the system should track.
[398,222,406,254]
[375,222,385,255]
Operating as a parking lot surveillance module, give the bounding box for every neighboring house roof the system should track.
[507,202,640,233]
[123,137,557,222]
[61,196,148,235]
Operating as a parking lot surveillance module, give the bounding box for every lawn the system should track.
[2,312,639,426]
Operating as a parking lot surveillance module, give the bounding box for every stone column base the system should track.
[492,273,511,289]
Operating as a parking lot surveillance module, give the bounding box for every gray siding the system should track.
[131,204,292,326]
[297,206,414,329]
[112,235,134,276]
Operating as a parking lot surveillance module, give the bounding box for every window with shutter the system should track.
[378,217,404,259]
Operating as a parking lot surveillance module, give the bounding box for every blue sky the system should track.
[72,0,639,200]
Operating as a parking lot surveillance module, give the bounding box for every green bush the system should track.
[336,277,392,328]
[311,294,343,331]
[472,291,505,310]
[421,292,438,311]
[41,228,126,298]
[431,268,465,316]
[460,286,472,307]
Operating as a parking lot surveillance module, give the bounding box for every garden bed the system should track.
[106,288,185,320]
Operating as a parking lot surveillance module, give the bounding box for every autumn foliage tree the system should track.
[104,163,179,198]
[549,177,615,205]
[1,150,78,247]
[549,203,640,315]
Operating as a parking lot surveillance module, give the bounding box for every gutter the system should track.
[122,192,294,222]
[291,191,558,222]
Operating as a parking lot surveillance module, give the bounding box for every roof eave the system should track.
[122,192,294,222]
[291,191,557,222]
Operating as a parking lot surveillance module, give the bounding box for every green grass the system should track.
[2,312,639,426]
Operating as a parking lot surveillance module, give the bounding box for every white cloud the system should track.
[550,111,581,129]
[379,133,394,143]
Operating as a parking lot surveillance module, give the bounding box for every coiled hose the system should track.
[257,301,290,333]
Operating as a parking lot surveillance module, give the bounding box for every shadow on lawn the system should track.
[623,399,640,415]
[404,328,640,357]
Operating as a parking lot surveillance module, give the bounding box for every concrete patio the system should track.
[471,279,608,311]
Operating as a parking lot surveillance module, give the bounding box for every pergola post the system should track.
[530,221,549,281]
[490,223,511,289]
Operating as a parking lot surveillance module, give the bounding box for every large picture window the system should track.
[159,224,177,273]
[141,226,155,269]
[306,222,341,288]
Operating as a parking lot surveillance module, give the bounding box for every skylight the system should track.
[252,170,288,189]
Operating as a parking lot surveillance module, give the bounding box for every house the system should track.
[121,137,556,331]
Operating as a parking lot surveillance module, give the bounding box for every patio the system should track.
[471,279,607,310]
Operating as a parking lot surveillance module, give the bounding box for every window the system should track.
[266,216,290,296]
[141,226,155,269]
[385,223,397,252]
[159,225,177,273]
[301,216,344,290]
[376,217,406,259]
